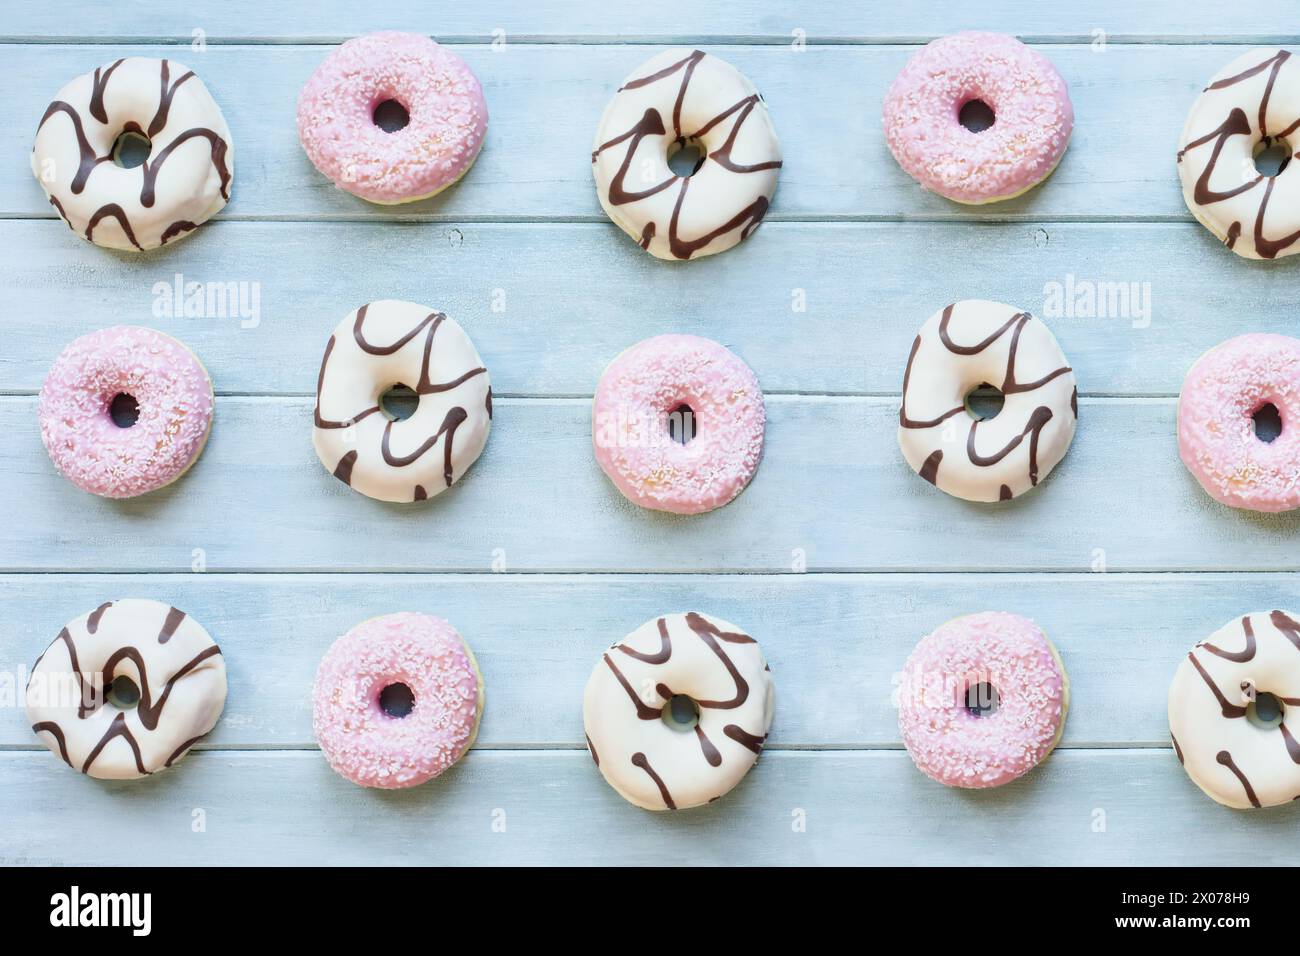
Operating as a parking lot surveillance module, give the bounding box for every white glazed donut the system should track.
[898,299,1078,502]
[582,612,775,811]
[313,300,492,503]
[591,49,782,260]
[1177,48,1300,259]
[25,599,227,779]
[31,57,233,251]
[1169,610,1300,809]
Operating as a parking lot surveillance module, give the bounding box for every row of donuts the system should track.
[25,598,1299,811]
[30,31,1300,262]
[37,300,1300,513]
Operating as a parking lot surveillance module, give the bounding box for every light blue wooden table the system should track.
[3,1,1299,865]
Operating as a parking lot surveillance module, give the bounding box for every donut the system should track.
[25,599,227,779]
[1168,610,1300,808]
[897,611,1069,789]
[582,612,775,811]
[882,32,1073,204]
[591,49,782,260]
[1178,333,1300,512]
[39,326,215,498]
[313,612,483,789]
[898,299,1078,502]
[31,57,233,251]
[313,300,492,503]
[1177,49,1300,259]
[297,32,488,204]
[591,334,764,514]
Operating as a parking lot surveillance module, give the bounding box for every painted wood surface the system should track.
[3,750,1296,866]
[3,2,1299,866]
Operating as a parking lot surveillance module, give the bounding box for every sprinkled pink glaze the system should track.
[296,32,488,204]
[592,334,765,515]
[898,612,1068,789]
[313,612,482,789]
[38,326,213,498]
[1178,333,1300,512]
[882,32,1073,204]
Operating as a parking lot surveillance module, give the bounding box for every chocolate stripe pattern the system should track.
[1169,609,1300,808]
[312,300,492,504]
[31,57,233,252]
[1177,48,1300,259]
[592,49,782,260]
[583,612,775,811]
[898,300,1078,502]
[24,599,227,780]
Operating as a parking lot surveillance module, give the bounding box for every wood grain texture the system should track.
[2,750,1293,866]
[6,396,1300,573]
[0,219,1273,398]
[4,1,1298,42]
[5,1,1298,866]
[0,43,1247,221]
[2,572,1293,750]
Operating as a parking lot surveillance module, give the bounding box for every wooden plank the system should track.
[6,571,1283,749]
[0,749,1289,866]
[0,43,1229,221]
[0,219,1257,398]
[8,395,1300,574]
[4,1,1297,43]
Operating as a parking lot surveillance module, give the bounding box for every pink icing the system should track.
[1178,333,1300,512]
[312,612,481,789]
[897,611,1067,789]
[591,334,765,515]
[296,32,488,204]
[38,326,213,498]
[882,32,1073,203]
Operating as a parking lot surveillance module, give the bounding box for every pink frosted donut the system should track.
[897,611,1069,789]
[592,334,765,515]
[882,32,1073,204]
[313,612,483,789]
[1178,333,1300,512]
[296,32,488,204]
[38,326,214,498]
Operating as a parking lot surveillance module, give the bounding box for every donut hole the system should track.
[964,383,1005,422]
[667,140,706,178]
[373,99,411,134]
[378,682,415,719]
[1247,692,1285,730]
[964,681,1000,717]
[667,403,697,445]
[660,694,700,732]
[111,129,152,169]
[958,99,996,134]
[1253,139,1292,178]
[1253,403,1283,443]
[109,393,140,428]
[107,675,141,710]
[380,384,420,422]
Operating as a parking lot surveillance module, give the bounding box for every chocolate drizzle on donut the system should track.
[900,303,1072,493]
[316,304,487,493]
[592,50,782,260]
[29,603,224,777]
[34,58,232,248]
[86,601,113,635]
[1201,615,1257,662]
[631,751,676,810]
[1179,50,1300,259]
[1216,750,1262,808]
[1188,650,1248,719]
[723,724,767,753]
[157,607,186,645]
